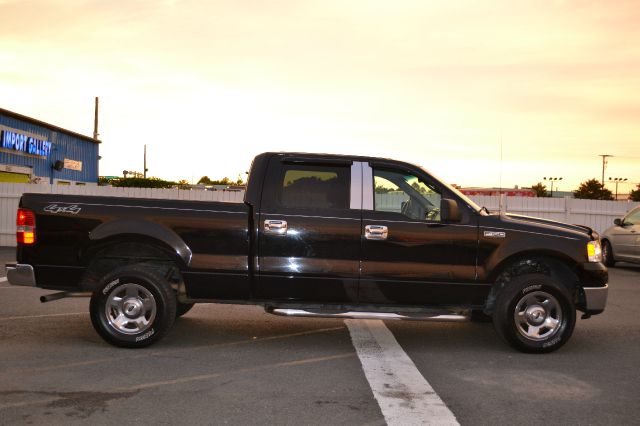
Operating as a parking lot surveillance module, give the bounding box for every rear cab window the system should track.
[280,166,349,210]
[261,158,352,213]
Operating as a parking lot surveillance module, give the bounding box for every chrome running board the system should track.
[266,308,469,322]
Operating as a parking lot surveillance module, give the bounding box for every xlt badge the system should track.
[484,230,506,238]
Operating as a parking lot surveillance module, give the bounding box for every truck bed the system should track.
[17,193,251,298]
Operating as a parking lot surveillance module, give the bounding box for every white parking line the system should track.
[346,319,459,426]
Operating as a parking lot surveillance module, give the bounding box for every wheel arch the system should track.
[87,218,192,266]
[484,250,580,315]
[80,235,186,293]
[487,249,579,283]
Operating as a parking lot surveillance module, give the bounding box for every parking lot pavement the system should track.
[0,303,383,425]
[389,264,640,426]
[1,250,639,425]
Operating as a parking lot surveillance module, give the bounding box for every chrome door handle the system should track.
[264,219,288,235]
[365,225,388,240]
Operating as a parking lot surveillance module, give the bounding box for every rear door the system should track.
[256,156,362,303]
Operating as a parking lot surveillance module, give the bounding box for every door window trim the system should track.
[350,162,362,210]
[349,162,374,210]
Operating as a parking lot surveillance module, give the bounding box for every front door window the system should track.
[374,169,442,221]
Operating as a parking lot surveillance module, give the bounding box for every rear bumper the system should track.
[5,263,37,287]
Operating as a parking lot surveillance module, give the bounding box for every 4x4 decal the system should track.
[44,204,82,215]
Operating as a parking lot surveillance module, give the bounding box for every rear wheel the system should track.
[602,240,616,267]
[90,265,176,348]
[493,273,575,353]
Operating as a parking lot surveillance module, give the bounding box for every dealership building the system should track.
[0,107,100,185]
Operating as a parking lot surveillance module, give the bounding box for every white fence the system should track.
[0,183,244,247]
[1,183,638,247]
[471,195,639,235]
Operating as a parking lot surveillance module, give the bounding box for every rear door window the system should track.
[276,165,350,210]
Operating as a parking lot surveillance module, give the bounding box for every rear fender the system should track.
[89,219,192,266]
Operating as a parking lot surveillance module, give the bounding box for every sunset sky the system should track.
[1,0,639,192]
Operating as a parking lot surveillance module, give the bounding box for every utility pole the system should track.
[143,144,148,179]
[599,154,612,185]
[93,97,99,140]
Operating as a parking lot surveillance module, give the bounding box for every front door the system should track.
[611,208,640,261]
[359,164,483,306]
[256,157,361,303]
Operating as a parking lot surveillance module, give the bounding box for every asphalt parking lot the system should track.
[1,246,639,426]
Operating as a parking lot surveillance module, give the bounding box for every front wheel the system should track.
[493,274,576,353]
[90,265,177,348]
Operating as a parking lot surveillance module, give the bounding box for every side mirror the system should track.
[614,218,622,226]
[441,198,461,223]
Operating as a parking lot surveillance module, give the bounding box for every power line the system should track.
[613,155,640,160]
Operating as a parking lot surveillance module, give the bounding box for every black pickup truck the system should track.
[6,152,608,352]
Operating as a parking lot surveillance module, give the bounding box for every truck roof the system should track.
[260,152,422,169]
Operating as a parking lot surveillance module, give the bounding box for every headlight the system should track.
[587,240,602,262]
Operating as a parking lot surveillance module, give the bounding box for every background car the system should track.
[602,206,640,267]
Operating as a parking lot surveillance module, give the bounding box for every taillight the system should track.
[16,208,36,245]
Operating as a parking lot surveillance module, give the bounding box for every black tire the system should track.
[602,240,616,267]
[493,273,576,353]
[90,265,177,348]
[176,302,195,318]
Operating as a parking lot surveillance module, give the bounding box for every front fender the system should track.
[479,233,584,282]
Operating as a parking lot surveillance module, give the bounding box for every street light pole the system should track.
[543,177,563,197]
[609,177,628,200]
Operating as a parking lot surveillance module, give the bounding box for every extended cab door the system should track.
[256,156,362,303]
[359,162,485,306]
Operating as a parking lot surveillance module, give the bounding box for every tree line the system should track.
[532,179,640,201]
[98,175,246,189]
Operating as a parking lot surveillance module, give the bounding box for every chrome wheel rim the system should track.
[105,283,156,335]
[514,290,562,341]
